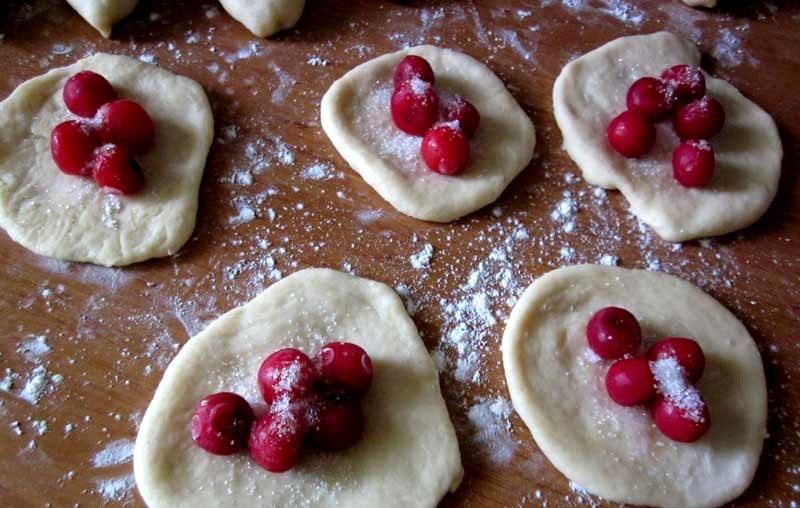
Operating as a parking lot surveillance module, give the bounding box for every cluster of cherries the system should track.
[607,64,726,188]
[390,55,481,175]
[50,71,155,195]
[191,342,373,472]
[587,306,711,443]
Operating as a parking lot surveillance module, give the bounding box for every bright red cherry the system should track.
[393,55,435,89]
[97,99,155,154]
[442,95,481,138]
[672,139,715,188]
[191,392,254,455]
[673,97,726,140]
[314,342,373,397]
[607,110,656,158]
[93,145,144,195]
[648,337,706,383]
[308,398,365,451]
[421,124,471,175]
[586,306,642,359]
[390,79,439,136]
[63,71,116,118]
[50,120,100,176]
[652,393,711,443]
[257,348,317,404]
[626,77,677,122]
[605,357,656,406]
[249,409,305,473]
[660,65,706,103]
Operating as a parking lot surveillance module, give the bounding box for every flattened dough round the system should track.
[219,0,305,37]
[0,53,213,266]
[66,0,139,38]
[502,265,767,508]
[134,268,463,508]
[553,32,781,242]
[321,45,536,222]
[683,0,716,7]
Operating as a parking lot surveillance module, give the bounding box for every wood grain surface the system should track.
[0,1,798,507]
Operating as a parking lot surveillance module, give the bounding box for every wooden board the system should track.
[1,0,798,506]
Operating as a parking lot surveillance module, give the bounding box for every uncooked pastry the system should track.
[134,268,463,508]
[65,0,139,38]
[321,45,536,222]
[503,264,767,508]
[0,53,213,266]
[683,0,717,7]
[553,32,781,242]
[219,0,305,37]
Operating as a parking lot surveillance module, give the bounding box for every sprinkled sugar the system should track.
[651,357,705,422]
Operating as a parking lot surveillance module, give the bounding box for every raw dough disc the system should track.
[683,0,717,7]
[502,265,767,508]
[0,53,214,266]
[65,0,139,38]
[218,0,305,37]
[134,268,463,508]
[553,32,781,242]
[321,45,536,222]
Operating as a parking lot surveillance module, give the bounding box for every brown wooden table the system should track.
[1,1,798,506]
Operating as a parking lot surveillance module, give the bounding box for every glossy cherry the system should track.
[97,99,155,154]
[393,55,435,89]
[257,348,317,405]
[442,95,481,138]
[648,337,706,383]
[249,409,306,473]
[314,342,373,398]
[50,120,100,176]
[308,398,365,451]
[605,357,656,406]
[660,65,706,103]
[586,306,642,359]
[673,97,726,140]
[421,124,471,175]
[391,79,440,136]
[672,139,715,188]
[607,110,656,158]
[652,393,711,443]
[626,77,676,122]
[62,71,116,118]
[93,145,144,195]
[191,392,254,455]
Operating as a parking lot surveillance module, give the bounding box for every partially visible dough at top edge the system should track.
[683,0,717,7]
[219,0,306,37]
[65,0,140,38]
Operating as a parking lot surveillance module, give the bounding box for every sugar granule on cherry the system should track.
[308,398,365,452]
[394,55,435,89]
[93,145,144,195]
[391,78,440,136]
[421,124,471,175]
[652,393,710,443]
[50,120,100,176]
[605,357,656,406]
[442,95,481,138]
[660,65,706,104]
[257,348,317,404]
[672,139,715,188]
[97,99,156,154]
[249,407,306,473]
[607,110,656,158]
[673,96,726,140]
[63,71,116,118]
[191,392,254,455]
[314,342,373,398]
[648,337,706,383]
[626,77,676,122]
[586,306,642,359]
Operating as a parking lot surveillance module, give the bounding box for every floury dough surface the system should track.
[65,0,139,37]
[134,268,463,508]
[218,0,305,37]
[553,32,781,242]
[321,45,535,222]
[0,53,213,266]
[502,265,767,508]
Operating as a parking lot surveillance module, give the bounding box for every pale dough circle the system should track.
[683,0,717,7]
[0,53,214,266]
[65,0,139,38]
[134,268,463,508]
[219,0,305,37]
[502,265,767,508]
[553,32,781,242]
[321,45,536,222]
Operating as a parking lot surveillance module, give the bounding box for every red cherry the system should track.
[442,95,481,138]
[93,145,144,195]
[393,55,435,89]
[191,392,254,455]
[308,398,365,451]
[648,337,706,383]
[248,409,305,473]
[63,71,116,118]
[314,342,373,398]
[660,65,706,103]
[257,348,317,404]
[605,357,656,406]
[97,99,155,154]
[652,393,711,443]
[50,120,100,176]
[586,306,642,359]
[421,124,471,175]
[673,97,726,140]
[607,110,656,158]
[390,79,439,136]
[672,139,715,188]
[626,77,677,122]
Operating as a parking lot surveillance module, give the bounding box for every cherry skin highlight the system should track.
[63,71,116,118]
[586,306,642,359]
[607,110,656,158]
[50,120,100,176]
[191,392,254,455]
